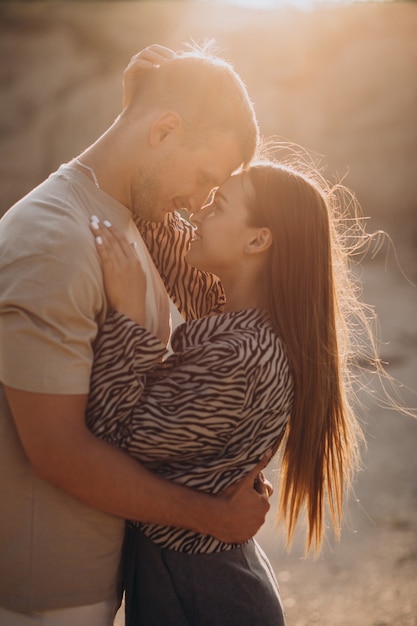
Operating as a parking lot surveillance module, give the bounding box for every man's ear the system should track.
[246,227,273,255]
[149,111,183,147]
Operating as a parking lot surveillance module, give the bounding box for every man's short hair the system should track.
[129,43,259,168]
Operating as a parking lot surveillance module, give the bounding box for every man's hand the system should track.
[203,455,273,544]
[4,386,273,537]
[123,44,176,108]
[254,471,274,498]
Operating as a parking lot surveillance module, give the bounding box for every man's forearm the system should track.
[38,430,266,544]
[6,386,268,543]
[45,426,221,533]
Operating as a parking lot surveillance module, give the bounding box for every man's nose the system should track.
[190,187,215,214]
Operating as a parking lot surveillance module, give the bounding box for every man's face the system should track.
[131,131,243,222]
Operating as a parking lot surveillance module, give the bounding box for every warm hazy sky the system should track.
[212,0,380,9]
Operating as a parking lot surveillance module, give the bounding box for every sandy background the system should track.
[0,2,416,624]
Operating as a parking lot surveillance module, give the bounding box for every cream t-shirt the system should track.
[0,164,171,611]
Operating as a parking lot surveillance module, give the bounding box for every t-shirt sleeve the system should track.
[0,248,103,395]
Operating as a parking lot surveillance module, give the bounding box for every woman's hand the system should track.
[123,44,177,108]
[90,217,147,326]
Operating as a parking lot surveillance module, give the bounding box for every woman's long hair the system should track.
[245,160,367,553]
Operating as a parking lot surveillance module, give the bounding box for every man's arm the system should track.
[5,386,270,543]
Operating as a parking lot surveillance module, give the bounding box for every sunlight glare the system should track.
[212,0,370,10]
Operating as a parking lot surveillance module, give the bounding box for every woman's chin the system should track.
[185,252,208,273]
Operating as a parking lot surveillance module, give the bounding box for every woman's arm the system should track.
[86,310,166,442]
[134,212,225,320]
[87,221,280,520]
[7,383,270,543]
[88,316,289,496]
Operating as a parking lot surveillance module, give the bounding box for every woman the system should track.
[87,161,365,625]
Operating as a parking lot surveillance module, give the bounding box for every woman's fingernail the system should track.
[96,236,103,245]
[91,221,99,230]
[91,215,99,223]
[103,220,112,228]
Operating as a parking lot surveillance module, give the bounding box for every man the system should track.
[0,44,269,625]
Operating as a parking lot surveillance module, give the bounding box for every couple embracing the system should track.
[0,43,365,626]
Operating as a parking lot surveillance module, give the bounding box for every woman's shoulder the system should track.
[172,308,260,343]
[172,308,286,360]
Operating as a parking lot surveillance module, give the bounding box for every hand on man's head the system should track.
[123,44,176,108]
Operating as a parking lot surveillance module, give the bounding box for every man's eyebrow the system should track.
[204,188,218,206]
[200,171,218,186]
[213,190,227,203]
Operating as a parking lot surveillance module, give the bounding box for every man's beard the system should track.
[131,167,169,223]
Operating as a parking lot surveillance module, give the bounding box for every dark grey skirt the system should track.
[123,526,286,626]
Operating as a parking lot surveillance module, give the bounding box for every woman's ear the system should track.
[149,111,183,147]
[246,227,273,255]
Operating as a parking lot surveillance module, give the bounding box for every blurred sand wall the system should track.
[0,1,416,249]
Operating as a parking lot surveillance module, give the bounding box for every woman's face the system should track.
[186,172,258,277]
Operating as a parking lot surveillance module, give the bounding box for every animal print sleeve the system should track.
[134,212,225,321]
[86,310,166,446]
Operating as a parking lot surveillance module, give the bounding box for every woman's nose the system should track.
[190,202,211,225]
[190,209,202,225]
[189,186,215,215]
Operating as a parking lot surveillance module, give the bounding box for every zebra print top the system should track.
[87,308,294,554]
[134,212,226,320]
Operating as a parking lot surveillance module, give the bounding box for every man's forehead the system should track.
[206,141,243,185]
[207,130,242,158]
